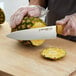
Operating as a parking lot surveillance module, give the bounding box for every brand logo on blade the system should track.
[39,28,53,31]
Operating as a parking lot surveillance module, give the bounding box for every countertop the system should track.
[0,22,76,76]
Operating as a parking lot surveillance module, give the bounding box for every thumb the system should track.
[56,16,69,25]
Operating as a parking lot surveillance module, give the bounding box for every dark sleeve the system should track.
[45,0,48,8]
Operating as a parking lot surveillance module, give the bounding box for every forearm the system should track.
[29,0,46,8]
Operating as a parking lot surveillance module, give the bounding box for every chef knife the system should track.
[7,26,57,40]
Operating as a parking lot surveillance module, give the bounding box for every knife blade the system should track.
[7,26,57,40]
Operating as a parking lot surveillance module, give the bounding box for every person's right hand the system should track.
[56,14,76,36]
[10,5,44,28]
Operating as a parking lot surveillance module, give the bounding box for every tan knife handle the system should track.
[56,25,64,35]
[0,8,5,24]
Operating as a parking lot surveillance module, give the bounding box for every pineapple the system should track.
[0,8,5,24]
[12,16,47,46]
[41,47,66,60]
[56,25,64,35]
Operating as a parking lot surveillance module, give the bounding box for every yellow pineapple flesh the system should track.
[41,47,66,60]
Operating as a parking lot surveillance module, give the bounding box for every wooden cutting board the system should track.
[0,22,76,76]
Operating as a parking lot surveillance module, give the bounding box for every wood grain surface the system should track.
[0,22,76,76]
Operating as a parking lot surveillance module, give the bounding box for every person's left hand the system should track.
[56,13,76,36]
[10,5,43,28]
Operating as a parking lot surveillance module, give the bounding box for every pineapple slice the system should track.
[41,47,66,60]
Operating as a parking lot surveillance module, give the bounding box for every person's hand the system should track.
[10,5,45,28]
[56,14,76,36]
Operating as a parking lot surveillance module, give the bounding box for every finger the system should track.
[15,7,26,15]
[56,16,69,25]
[10,8,24,28]
[69,16,76,36]
[13,7,26,22]
[14,8,27,24]
[63,20,71,36]
[11,7,28,28]
[15,8,28,25]
[10,14,16,28]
